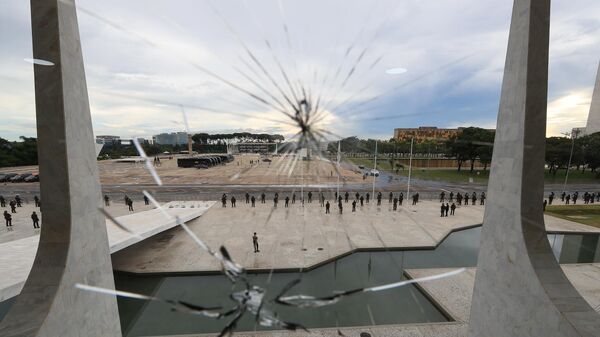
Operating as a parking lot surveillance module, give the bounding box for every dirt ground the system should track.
[0,154,364,185]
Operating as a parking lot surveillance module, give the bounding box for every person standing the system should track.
[285,196,289,207]
[450,203,456,215]
[0,196,5,207]
[31,211,40,229]
[399,192,404,206]
[389,192,393,203]
[325,201,330,214]
[440,203,445,217]
[251,195,256,207]
[143,195,149,205]
[245,193,250,204]
[393,197,398,211]
[366,193,370,204]
[127,198,134,212]
[573,192,579,205]
[377,192,382,206]
[471,192,477,205]
[261,192,266,204]
[34,195,40,207]
[457,193,463,205]
[252,232,259,253]
[449,192,454,202]
[360,195,364,207]
[439,191,445,203]
[445,203,449,217]
[15,195,22,207]
[9,201,16,213]
[338,200,343,214]
[104,195,110,206]
[352,200,356,212]
[222,194,227,207]
[320,194,325,207]
[231,196,236,208]
[480,192,486,205]
[561,191,566,202]
[308,191,313,203]
[565,194,571,204]
[4,210,11,227]
[355,192,360,200]
[292,193,296,204]
[345,192,349,203]
[543,200,547,211]
[273,195,278,208]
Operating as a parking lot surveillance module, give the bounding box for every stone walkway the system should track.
[0,201,214,301]
[112,200,600,274]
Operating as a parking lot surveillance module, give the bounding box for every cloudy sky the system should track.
[1,0,599,141]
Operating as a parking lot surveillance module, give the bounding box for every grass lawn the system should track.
[346,158,600,185]
[545,205,600,229]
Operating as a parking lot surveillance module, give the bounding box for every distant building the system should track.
[152,132,188,145]
[95,135,121,145]
[393,127,465,143]
[236,143,270,154]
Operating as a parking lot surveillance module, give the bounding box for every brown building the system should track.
[393,126,464,143]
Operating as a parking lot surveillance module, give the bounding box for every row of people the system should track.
[439,191,486,205]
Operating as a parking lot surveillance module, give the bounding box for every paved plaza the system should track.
[0,154,363,186]
[112,200,600,274]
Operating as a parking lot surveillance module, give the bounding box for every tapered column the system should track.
[468,0,600,336]
[585,62,600,134]
[0,0,121,336]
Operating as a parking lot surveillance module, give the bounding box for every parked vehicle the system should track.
[10,173,32,182]
[369,169,380,177]
[0,173,17,182]
[23,174,39,182]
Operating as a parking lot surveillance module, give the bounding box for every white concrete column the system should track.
[468,0,600,336]
[585,62,600,134]
[0,0,121,336]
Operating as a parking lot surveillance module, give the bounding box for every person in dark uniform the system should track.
[222,194,227,207]
[445,203,449,217]
[548,192,554,205]
[393,197,398,211]
[450,203,456,215]
[565,194,570,204]
[252,232,259,253]
[439,191,445,203]
[338,195,342,204]
[389,192,393,203]
[561,191,566,202]
[231,196,236,208]
[352,200,357,212]
[292,193,296,204]
[127,198,134,211]
[273,195,278,208]
[360,195,364,206]
[15,195,22,207]
[457,193,463,205]
[338,200,343,214]
[34,195,40,207]
[251,195,256,207]
[573,192,579,204]
[464,194,469,206]
[344,192,349,203]
[4,211,11,227]
[480,192,486,205]
[377,192,382,206]
[31,211,40,229]
[366,193,370,204]
[449,192,454,202]
[104,195,110,206]
[285,196,289,207]
[0,196,5,207]
[245,193,250,204]
[471,192,477,205]
[10,200,16,213]
[261,193,266,203]
[440,203,445,217]
[543,199,547,211]
[399,192,404,206]
[320,194,325,207]
[415,193,420,204]
[355,192,360,200]
[143,195,149,205]
[308,191,313,203]
[325,201,330,214]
